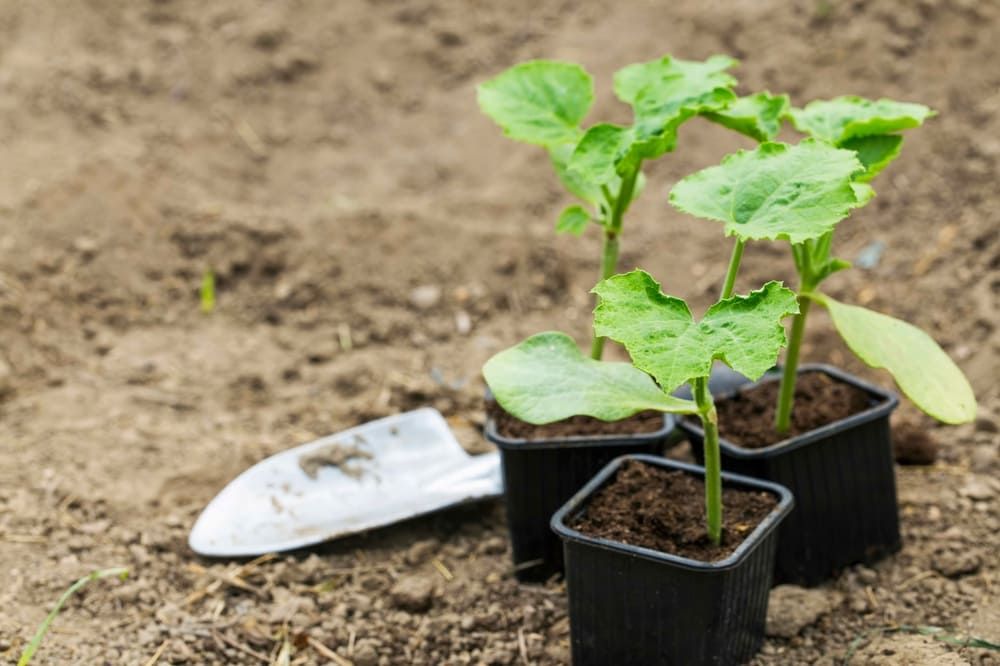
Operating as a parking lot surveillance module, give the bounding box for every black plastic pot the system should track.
[484,411,675,582]
[552,454,794,666]
[680,363,901,586]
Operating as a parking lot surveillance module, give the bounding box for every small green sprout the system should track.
[18,567,128,666]
[478,55,788,360]
[485,275,799,544]
[200,269,216,314]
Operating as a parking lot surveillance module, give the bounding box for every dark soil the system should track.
[713,371,875,449]
[570,459,778,562]
[488,401,666,440]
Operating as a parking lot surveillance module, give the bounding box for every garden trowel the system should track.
[189,408,502,557]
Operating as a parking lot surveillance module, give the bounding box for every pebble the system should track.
[405,539,437,565]
[765,585,842,638]
[454,310,471,335]
[353,639,380,666]
[408,285,442,310]
[389,575,435,613]
[932,549,982,578]
[959,478,995,501]
[970,444,997,471]
[975,412,999,433]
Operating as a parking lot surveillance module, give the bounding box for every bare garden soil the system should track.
[1,1,998,664]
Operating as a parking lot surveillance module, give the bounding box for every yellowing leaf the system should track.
[818,295,977,424]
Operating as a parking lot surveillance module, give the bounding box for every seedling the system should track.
[484,274,799,544]
[18,567,128,666]
[478,55,787,359]
[670,105,977,433]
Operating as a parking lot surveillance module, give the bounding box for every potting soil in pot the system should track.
[714,372,872,448]
[570,458,778,561]
[488,403,666,439]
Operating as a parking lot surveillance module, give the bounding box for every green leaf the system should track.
[841,134,904,182]
[548,142,605,207]
[669,140,867,244]
[477,61,593,147]
[789,96,936,145]
[483,331,698,424]
[593,272,799,391]
[816,295,977,424]
[569,123,635,186]
[556,205,591,235]
[614,55,737,160]
[704,92,790,142]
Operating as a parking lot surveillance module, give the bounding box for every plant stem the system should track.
[590,164,640,360]
[774,295,811,433]
[693,376,722,545]
[589,230,621,359]
[719,238,745,300]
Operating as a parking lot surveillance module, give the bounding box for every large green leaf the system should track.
[704,92,790,142]
[840,134,904,182]
[669,140,867,243]
[789,96,936,145]
[483,331,698,424]
[817,295,977,424]
[593,271,799,391]
[477,61,593,147]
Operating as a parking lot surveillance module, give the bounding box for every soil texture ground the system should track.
[1,1,998,664]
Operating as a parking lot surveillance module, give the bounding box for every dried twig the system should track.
[307,637,354,666]
[431,558,454,582]
[142,640,168,666]
[212,628,270,663]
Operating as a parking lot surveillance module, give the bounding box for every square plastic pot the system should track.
[552,454,794,666]
[680,364,901,586]
[484,411,675,583]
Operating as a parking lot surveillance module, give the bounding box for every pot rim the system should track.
[550,454,795,572]
[484,411,676,450]
[678,363,899,458]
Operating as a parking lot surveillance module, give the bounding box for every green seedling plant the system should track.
[670,99,977,433]
[478,55,788,359]
[484,274,799,544]
[18,567,128,666]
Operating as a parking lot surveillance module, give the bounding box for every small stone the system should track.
[73,236,99,261]
[856,566,878,585]
[975,412,999,433]
[404,539,437,565]
[766,585,842,638]
[408,285,442,310]
[389,575,435,613]
[454,310,472,335]
[892,423,937,465]
[959,478,995,501]
[353,639,380,666]
[932,550,982,578]
[478,536,507,555]
[970,444,997,472]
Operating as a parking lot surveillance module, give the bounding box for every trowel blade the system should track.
[189,408,502,557]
